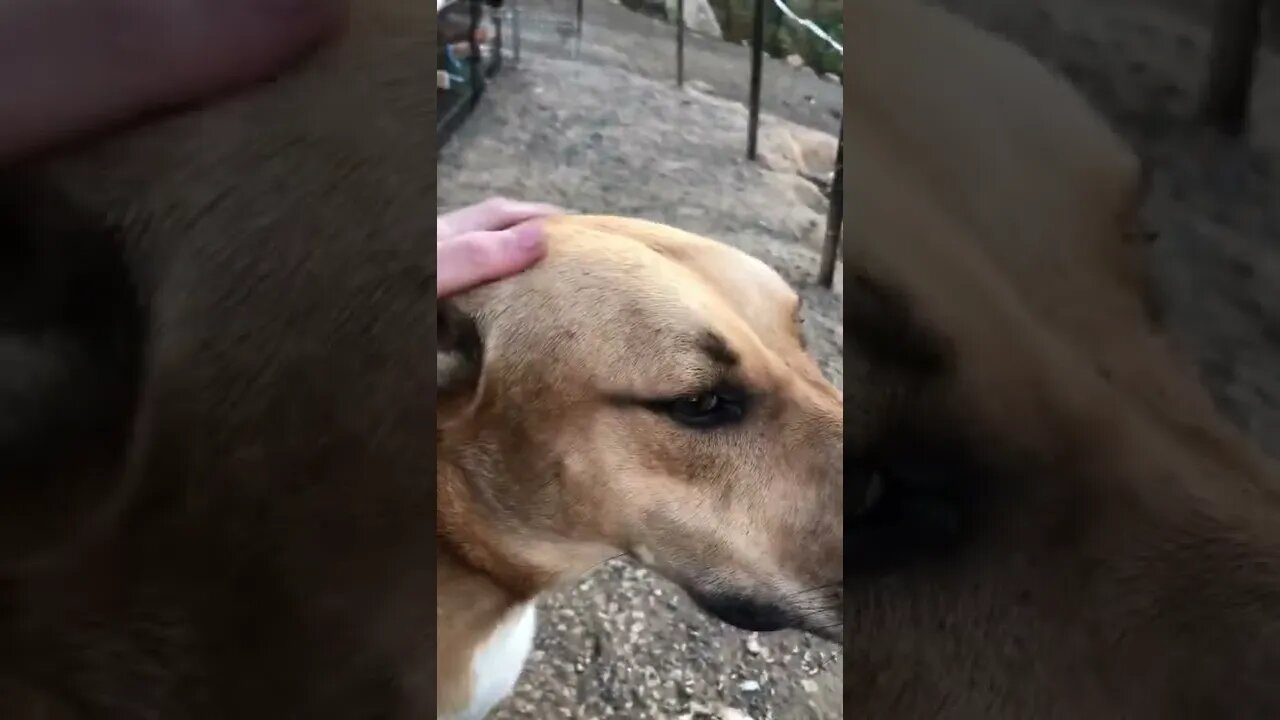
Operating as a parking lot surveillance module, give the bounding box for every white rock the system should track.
[716,707,755,720]
[758,123,839,178]
[687,79,715,94]
[665,0,723,38]
[786,53,805,67]
[763,170,829,213]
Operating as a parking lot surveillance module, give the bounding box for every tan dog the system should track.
[0,2,841,718]
[436,215,843,718]
[847,0,1280,717]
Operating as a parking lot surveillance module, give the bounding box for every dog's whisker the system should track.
[584,551,630,577]
[788,595,843,609]
[814,648,844,673]
[782,582,842,600]
[789,600,842,613]
[783,595,842,609]
[791,608,843,623]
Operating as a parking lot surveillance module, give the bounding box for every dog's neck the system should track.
[1068,413,1280,715]
[435,447,550,717]
[435,437,558,601]
[435,530,533,650]
[1095,520,1280,716]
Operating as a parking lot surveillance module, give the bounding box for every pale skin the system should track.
[0,0,558,291]
[437,199,562,297]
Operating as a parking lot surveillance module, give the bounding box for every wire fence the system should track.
[735,0,843,287]
[438,0,843,287]
[436,0,505,147]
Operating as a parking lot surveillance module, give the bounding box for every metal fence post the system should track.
[747,0,765,159]
[489,0,504,77]
[512,0,521,65]
[818,131,843,288]
[677,0,686,87]
[467,0,484,108]
[576,0,585,57]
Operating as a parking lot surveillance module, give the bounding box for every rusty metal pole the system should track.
[747,0,764,159]
[818,131,843,288]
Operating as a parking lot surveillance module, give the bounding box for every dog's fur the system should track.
[2,2,438,717]
[846,1,1280,717]
[0,1,843,717]
[436,215,843,717]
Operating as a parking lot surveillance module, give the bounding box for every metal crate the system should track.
[502,0,585,62]
[437,0,506,148]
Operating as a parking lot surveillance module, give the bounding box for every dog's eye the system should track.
[846,443,977,576]
[663,391,745,429]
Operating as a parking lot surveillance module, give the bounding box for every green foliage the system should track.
[709,0,842,77]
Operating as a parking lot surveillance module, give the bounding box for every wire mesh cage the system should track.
[501,0,586,61]
[437,0,508,146]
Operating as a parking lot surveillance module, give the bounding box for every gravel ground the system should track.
[438,5,844,718]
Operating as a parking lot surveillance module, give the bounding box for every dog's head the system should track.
[437,215,843,640]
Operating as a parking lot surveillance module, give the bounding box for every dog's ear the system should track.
[436,298,484,403]
[0,174,146,572]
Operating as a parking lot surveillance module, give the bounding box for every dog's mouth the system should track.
[684,588,844,642]
[686,589,795,632]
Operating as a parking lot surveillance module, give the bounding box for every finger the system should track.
[437,197,562,240]
[436,221,547,298]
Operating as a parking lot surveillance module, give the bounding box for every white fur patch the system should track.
[454,602,537,720]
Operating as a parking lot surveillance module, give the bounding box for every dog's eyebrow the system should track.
[601,331,740,407]
[698,331,739,368]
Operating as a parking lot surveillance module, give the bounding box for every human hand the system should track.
[437,198,562,298]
